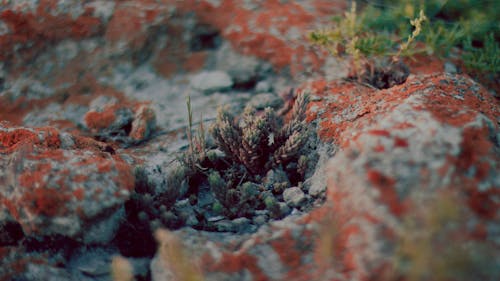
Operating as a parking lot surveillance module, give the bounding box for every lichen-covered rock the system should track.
[0,124,134,243]
[83,97,156,144]
[148,73,500,281]
[311,73,500,280]
[0,1,498,280]
[0,246,71,281]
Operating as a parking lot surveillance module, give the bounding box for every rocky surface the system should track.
[0,1,499,281]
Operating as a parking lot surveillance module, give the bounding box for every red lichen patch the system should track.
[444,126,500,219]
[202,251,267,281]
[183,51,209,72]
[97,161,113,173]
[269,229,314,280]
[19,184,71,218]
[151,21,206,77]
[113,158,136,192]
[0,75,133,132]
[308,74,499,147]
[174,0,348,75]
[366,169,407,217]
[418,74,498,127]
[0,0,103,61]
[367,129,391,137]
[465,186,500,220]
[0,126,62,153]
[72,188,85,201]
[302,80,376,145]
[105,2,164,45]
[393,137,408,148]
[84,107,118,131]
[456,127,494,175]
[18,162,52,188]
[403,52,444,75]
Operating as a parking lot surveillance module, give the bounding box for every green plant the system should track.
[311,0,499,88]
[208,91,312,215]
[421,21,466,57]
[463,33,500,73]
[309,2,426,88]
[357,0,499,75]
[180,90,317,219]
[183,96,207,172]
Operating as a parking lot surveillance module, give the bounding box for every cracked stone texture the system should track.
[0,1,499,281]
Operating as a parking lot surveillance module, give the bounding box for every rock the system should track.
[255,80,272,92]
[231,217,256,233]
[215,42,272,84]
[0,1,499,280]
[283,187,306,207]
[246,93,284,110]
[129,104,157,142]
[1,246,71,281]
[150,73,499,281]
[253,215,267,226]
[277,202,292,218]
[444,61,458,74]
[313,73,500,280]
[214,219,234,232]
[0,124,134,243]
[190,71,233,93]
[84,97,157,144]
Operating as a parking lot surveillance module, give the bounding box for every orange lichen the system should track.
[393,137,408,148]
[0,1,102,61]
[84,108,117,131]
[203,251,267,281]
[174,0,347,75]
[366,169,407,217]
[73,188,85,201]
[269,229,314,280]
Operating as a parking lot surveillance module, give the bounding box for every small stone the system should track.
[283,187,306,207]
[253,215,267,226]
[444,62,457,74]
[254,210,270,216]
[214,220,234,232]
[247,93,283,110]
[197,187,215,208]
[207,215,225,222]
[215,42,271,84]
[185,215,199,227]
[278,202,291,217]
[255,80,272,92]
[308,183,326,197]
[190,71,233,93]
[231,217,253,233]
[263,168,289,188]
[130,104,156,142]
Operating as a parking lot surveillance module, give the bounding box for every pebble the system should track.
[283,187,306,207]
[190,71,233,93]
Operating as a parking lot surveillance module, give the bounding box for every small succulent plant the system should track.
[205,90,314,217]
[125,90,319,234]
